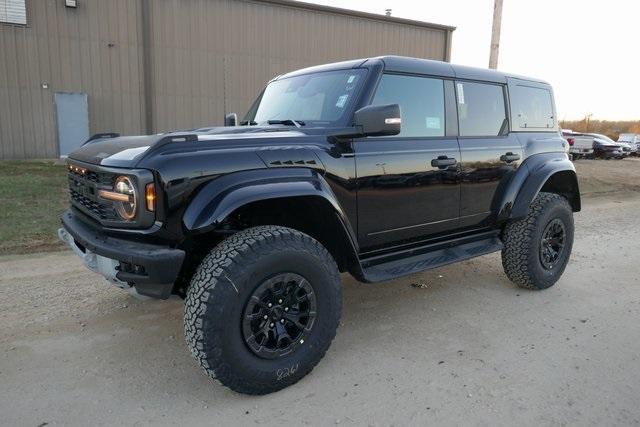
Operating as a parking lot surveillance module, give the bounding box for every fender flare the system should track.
[182,167,359,250]
[496,152,580,222]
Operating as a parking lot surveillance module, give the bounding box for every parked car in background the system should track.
[588,133,627,159]
[618,133,640,155]
[562,130,594,159]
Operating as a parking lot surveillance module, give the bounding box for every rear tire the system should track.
[501,192,574,290]
[184,226,342,395]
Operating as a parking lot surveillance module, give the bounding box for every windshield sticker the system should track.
[426,117,441,129]
[335,94,349,108]
[456,83,465,104]
[347,75,356,84]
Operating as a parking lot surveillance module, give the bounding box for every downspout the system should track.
[141,0,154,134]
[443,29,453,62]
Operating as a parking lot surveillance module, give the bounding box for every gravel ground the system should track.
[2,166,640,426]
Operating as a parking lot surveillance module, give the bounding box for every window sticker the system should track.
[347,75,356,84]
[335,94,349,108]
[425,117,441,129]
[456,83,465,104]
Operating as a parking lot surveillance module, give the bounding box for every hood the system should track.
[67,126,321,168]
[68,134,157,167]
[593,138,620,147]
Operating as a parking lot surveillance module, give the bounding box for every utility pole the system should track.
[489,0,503,69]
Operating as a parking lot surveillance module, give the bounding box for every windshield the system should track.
[246,69,367,126]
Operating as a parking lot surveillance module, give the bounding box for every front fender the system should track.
[182,168,358,244]
[496,152,580,222]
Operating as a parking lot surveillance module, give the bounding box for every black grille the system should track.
[68,168,118,222]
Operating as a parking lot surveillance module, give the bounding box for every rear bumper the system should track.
[569,147,593,155]
[59,210,185,299]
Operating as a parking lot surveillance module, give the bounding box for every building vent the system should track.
[0,0,27,25]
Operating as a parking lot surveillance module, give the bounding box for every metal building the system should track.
[0,0,454,159]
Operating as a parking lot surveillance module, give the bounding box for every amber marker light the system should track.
[69,164,87,174]
[145,183,156,212]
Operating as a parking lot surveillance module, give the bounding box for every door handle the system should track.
[431,156,457,169]
[500,152,521,163]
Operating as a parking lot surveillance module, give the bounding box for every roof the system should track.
[279,56,550,86]
[253,0,456,32]
[379,56,550,84]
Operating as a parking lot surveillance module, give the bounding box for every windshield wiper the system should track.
[267,119,306,128]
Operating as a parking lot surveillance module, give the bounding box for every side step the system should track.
[359,236,503,283]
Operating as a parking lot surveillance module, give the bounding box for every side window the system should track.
[511,85,555,129]
[370,74,445,138]
[456,81,507,137]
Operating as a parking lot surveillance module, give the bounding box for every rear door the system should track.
[354,73,461,249]
[456,80,522,229]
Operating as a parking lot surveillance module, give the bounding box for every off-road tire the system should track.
[501,192,574,290]
[184,225,342,395]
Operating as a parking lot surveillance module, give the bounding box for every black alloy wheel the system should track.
[242,273,317,359]
[539,218,566,270]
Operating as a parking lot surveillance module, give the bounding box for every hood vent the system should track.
[269,159,317,166]
[257,148,323,170]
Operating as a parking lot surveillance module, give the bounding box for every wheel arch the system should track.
[496,152,581,222]
[182,168,359,272]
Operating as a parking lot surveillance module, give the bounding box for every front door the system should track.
[355,74,461,250]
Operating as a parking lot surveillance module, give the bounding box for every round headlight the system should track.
[114,176,137,220]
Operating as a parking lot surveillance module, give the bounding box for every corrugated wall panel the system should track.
[0,0,146,159]
[0,0,451,159]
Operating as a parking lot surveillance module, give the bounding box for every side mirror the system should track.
[354,104,401,137]
[224,113,238,127]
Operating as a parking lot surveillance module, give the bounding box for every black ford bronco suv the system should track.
[59,56,579,395]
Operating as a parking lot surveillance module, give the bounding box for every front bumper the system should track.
[595,148,624,158]
[59,210,185,299]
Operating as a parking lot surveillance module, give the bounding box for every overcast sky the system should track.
[302,0,639,121]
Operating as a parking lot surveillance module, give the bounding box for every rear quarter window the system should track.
[511,85,555,130]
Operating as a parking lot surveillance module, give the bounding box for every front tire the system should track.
[184,226,342,395]
[501,192,574,290]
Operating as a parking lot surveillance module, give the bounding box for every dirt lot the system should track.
[1,159,640,426]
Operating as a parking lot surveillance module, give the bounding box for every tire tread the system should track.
[184,225,341,395]
[501,192,572,289]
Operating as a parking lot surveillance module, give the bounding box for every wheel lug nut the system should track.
[280,319,285,324]
[270,323,274,328]
[263,315,268,320]
[284,307,289,312]
[278,299,283,304]
[268,303,272,308]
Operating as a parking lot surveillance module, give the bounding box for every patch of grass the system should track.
[0,161,69,255]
